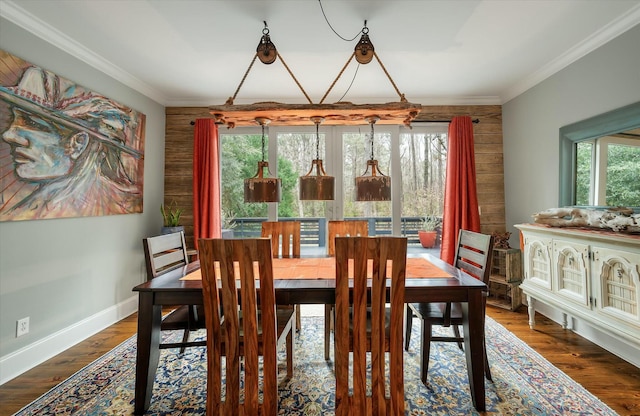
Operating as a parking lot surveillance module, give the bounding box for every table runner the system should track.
[180,257,452,281]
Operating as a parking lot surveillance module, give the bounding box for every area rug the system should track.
[15,316,616,415]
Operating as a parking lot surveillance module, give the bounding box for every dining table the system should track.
[132,253,488,414]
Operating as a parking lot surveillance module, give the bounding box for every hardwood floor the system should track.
[1,306,639,415]
[0,313,138,415]
[488,306,640,415]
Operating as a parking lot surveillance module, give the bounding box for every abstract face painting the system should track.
[0,50,145,221]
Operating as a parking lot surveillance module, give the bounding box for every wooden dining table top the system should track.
[133,253,486,299]
[179,256,454,281]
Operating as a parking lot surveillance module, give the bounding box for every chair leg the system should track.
[286,323,294,379]
[179,328,189,354]
[295,304,302,331]
[453,325,464,350]
[484,340,492,381]
[324,304,332,360]
[419,321,432,385]
[451,323,492,380]
[404,304,413,351]
[179,304,199,355]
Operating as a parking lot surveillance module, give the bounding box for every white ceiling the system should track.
[2,0,640,107]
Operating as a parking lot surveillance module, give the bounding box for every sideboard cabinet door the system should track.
[592,246,640,326]
[553,239,590,308]
[523,235,553,291]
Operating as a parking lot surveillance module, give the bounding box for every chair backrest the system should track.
[454,229,494,284]
[199,238,278,416]
[142,231,188,281]
[327,220,368,256]
[334,236,407,416]
[261,221,301,258]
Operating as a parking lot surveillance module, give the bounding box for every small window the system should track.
[605,142,640,206]
[575,133,640,206]
[575,141,593,206]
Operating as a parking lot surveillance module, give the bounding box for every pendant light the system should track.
[299,116,335,200]
[355,116,391,201]
[244,117,281,202]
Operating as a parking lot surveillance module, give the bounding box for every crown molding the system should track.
[0,1,168,105]
[501,4,640,104]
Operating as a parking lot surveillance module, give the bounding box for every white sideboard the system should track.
[515,224,640,367]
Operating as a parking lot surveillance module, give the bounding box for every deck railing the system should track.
[228,216,441,247]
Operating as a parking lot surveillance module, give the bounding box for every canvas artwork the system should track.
[0,50,145,222]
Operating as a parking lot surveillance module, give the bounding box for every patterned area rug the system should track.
[15,316,616,415]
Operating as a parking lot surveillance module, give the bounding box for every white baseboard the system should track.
[0,295,138,385]
[533,302,640,368]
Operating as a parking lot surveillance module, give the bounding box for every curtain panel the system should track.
[193,119,221,248]
[440,116,481,265]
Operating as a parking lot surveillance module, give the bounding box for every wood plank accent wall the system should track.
[165,105,505,249]
[414,105,506,236]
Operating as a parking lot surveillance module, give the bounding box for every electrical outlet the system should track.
[16,317,29,337]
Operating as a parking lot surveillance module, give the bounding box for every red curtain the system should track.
[193,119,221,249]
[440,116,481,265]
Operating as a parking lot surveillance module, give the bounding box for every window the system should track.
[399,128,447,218]
[220,130,268,220]
[575,141,594,206]
[605,141,640,206]
[277,130,328,219]
[220,124,449,249]
[343,128,392,219]
[575,135,640,206]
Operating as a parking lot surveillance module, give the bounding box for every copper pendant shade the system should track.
[355,116,391,201]
[244,117,282,203]
[355,160,391,201]
[300,160,334,200]
[244,160,282,202]
[300,117,335,200]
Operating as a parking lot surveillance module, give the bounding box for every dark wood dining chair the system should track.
[334,236,407,416]
[198,238,295,416]
[405,229,494,384]
[142,231,206,353]
[262,221,302,330]
[324,220,369,360]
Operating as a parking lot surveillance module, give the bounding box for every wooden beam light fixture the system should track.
[210,22,421,127]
